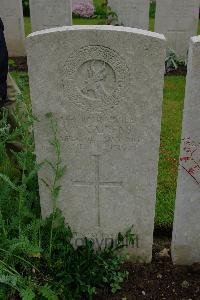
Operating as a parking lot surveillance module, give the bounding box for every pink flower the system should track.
[72,1,95,18]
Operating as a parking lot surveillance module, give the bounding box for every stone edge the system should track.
[27,25,166,42]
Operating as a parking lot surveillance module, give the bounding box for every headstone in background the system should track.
[108,0,150,30]
[29,0,72,32]
[0,0,26,57]
[155,0,199,59]
[72,0,93,5]
[27,25,166,262]
[172,36,200,265]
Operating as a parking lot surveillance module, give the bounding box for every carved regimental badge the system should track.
[63,45,130,112]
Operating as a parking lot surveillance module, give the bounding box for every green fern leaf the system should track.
[0,173,19,191]
[39,284,58,300]
[20,288,35,300]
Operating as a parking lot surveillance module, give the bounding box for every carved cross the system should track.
[72,155,123,227]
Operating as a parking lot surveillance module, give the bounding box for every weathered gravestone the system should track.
[72,0,93,5]
[0,0,26,56]
[172,36,200,265]
[29,0,72,32]
[108,0,150,29]
[155,0,199,59]
[27,26,166,262]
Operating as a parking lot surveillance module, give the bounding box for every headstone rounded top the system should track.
[27,25,166,42]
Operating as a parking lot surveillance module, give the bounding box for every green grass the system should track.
[24,16,31,36]
[11,71,30,105]
[73,17,106,25]
[156,76,185,228]
[149,17,154,32]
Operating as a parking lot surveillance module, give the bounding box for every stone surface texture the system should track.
[155,0,199,59]
[29,0,72,32]
[172,36,200,265]
[72,0,92,4]
[27,26,166,262]
[108,0,150,29]
[0,0,26,56]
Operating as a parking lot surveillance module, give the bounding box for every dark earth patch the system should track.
[9,57,28,72]
[166,65,187,76]
[94,238,200,300]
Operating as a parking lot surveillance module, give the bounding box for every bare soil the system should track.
[166,65,187,76]
[9,57,28,72]
[95,237,200,300]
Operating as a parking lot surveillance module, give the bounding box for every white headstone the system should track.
[27,26,166,262]
[155,0,199,59]
[172,36,200,265]
[0,0,26,57]
[73,0,92,5]
[29,0,72,32]
[108,0,150,29]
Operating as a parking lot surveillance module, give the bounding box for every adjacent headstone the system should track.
[27,26,166,262]
[108,0,150,29]
[155,0,199,59]
[172,36,200,265]
[29,0,72,32]
[0,0,26,56]
[73,0,92,5]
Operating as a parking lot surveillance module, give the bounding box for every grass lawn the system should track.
[149,18,154,32]
[156,76,185,228]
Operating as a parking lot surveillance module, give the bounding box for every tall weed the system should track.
[0,75,135,299]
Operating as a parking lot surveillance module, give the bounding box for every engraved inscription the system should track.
[63,45,130,112]
[72,155,123,227]
[59,113,141,153]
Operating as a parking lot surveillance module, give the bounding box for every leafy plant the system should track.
[95,0,108,18]
[165,48,186,73]
[8,59,17,68]
[93,0,118,24]
[0,84,135,298]
[105,5,118,25]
